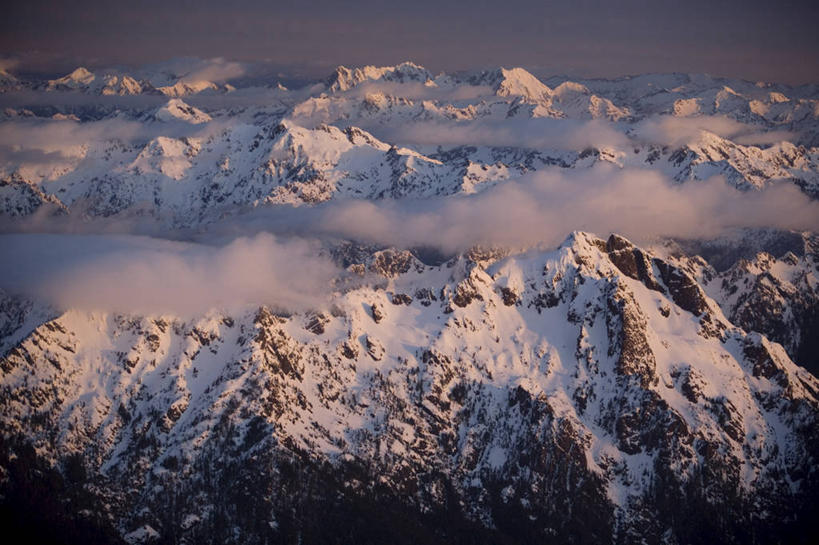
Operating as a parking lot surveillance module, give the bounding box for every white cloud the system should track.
[0,233,338,315]
[0,115,241,168]
[0,117,144,162]
[225,165,819,253]
[342,80,496,102]
[4,166,817,315]
[180,57,246,84]
[634,115,796,147]
[0,57,20,73]
[370,118,629,151]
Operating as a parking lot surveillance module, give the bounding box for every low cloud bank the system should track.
[220,166,819,253]
[342,80,497,102]
[0,233,338,315]
[368,118,628,151]
[634,115,797,147]
[0,115,242,167]
[178,57,246,84]
[3,167,817,315]
[0,117,144,163]
[0,57,20,73]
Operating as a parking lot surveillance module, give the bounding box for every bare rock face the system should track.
[605,284,658,388]
[1,233,818,544]
[606,234,656,286]
[654,259,710,317]
[500,286,519,306]
[369,249,423,278]
[304,312,329,334]
[370,303,384,323]
[390,293,413,305]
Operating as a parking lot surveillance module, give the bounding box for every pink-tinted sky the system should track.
[3,0,818,83]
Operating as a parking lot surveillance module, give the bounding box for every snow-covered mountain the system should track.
[1,62,818,544]
[326,61,434,92]
[44,67,160,96]
[2,233,817,543]
[18,66,235,97]
[152,98,212,124]
[1,62,818,224]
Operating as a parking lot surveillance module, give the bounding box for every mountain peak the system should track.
[469,67,552,102]
[154,98,211,124]
[100,74,155,96]
[559,230,607,251]
[66,66,94,81]
[47,66,96,90]
[156,79,221,97]
[552,80,590,96]
[327,62,433,92]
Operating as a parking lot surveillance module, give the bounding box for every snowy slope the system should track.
[1,234,817,543]
[153,99,212,124]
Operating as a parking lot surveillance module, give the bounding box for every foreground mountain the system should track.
[1,233,818,544]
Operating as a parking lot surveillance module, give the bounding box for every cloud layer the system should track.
[0,233,338,315]
[223,166,819,253]
[366,118,629,151]
[634,115,797,147]
[0,114,244,169]
[178,57,246,84]
[3,166,817,315]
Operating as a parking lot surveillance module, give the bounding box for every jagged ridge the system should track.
[1,233,817,544]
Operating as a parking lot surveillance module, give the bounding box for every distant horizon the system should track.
[4,0,819,85]
[4,56,819,89]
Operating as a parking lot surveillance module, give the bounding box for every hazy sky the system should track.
[3,0,819,83]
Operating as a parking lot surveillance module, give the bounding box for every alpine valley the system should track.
[1,61,818,544]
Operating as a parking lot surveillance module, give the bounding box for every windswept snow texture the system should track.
[1,62,819,545]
